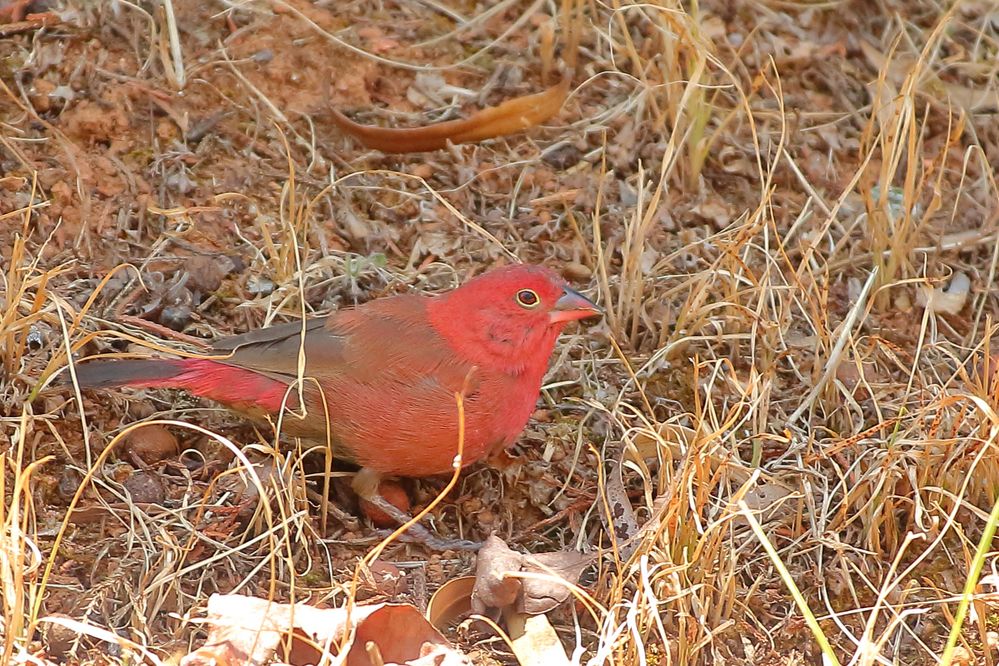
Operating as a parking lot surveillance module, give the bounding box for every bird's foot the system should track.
[363,493,481,551]
[353,468,481,552]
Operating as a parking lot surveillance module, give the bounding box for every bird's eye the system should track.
[516,289,540,308]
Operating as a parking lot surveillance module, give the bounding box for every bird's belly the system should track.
[299,376,539,477]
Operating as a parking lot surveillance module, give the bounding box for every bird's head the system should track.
[428,264,602,375]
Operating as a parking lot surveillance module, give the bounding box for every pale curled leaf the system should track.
[916,271,970,316]
[179,593,469,666]
[504,608,571,666]
[37,616,162,665]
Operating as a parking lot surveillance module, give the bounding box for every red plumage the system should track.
[73,264,601,477]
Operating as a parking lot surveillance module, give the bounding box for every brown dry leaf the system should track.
[518,550,590,614]
[689,197,732,228]
[469,535,591,617]
[0,12,57,35]
[331,77,570,153]
[930,78,998,113]
[471,534,524,614]
[216,459,282,521]
[631,422,695,461]
[0,0,59,35]
[632,424,752,483]
[364,561,407,598]
[180,594,469,666]
[604,459,639,544]
[0,0,31,22]
[734,478,797,526]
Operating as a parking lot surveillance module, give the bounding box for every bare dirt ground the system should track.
[2,0,999,664]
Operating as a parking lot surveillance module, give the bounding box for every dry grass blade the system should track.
[739,499,841,666]
[0,411,51,663]
[939,468,999,666]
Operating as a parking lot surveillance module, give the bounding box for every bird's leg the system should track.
[351,468,481,551]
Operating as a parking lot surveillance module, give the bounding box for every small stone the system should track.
[159,303,192,331]
[57,468,82,501]
[542,142,582,170]
[248,275,275,296]
[185,255,232,294]
[950,645,973,666]
[123,425,179,466]
[123,470,166,505]
[563,262,592,281]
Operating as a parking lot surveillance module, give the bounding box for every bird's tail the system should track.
[69,357,292,415]
[70,358,190,389]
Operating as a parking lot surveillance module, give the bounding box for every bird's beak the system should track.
[549,287,603,324]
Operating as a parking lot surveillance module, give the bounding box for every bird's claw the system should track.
[361,492,481,552]
[372,527,482,552]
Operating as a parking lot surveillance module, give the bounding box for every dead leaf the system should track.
[331,77,570,153]
[604,460,639,544]
[931,78,998,113]
[689,197,732,229]
[0,1,58,36]
[632,423,753,483]
[363,561,407,598]
[469,535,592,617]
[0,12,57,35]
[734,478,797,524]
[916,271,971,315]
[519,550,590,614]
[179,594,469,666]
[0,0,31,22]
[216,460,281,521]
[471,535,524,614]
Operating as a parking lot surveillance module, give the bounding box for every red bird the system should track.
[74,264,601,478]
